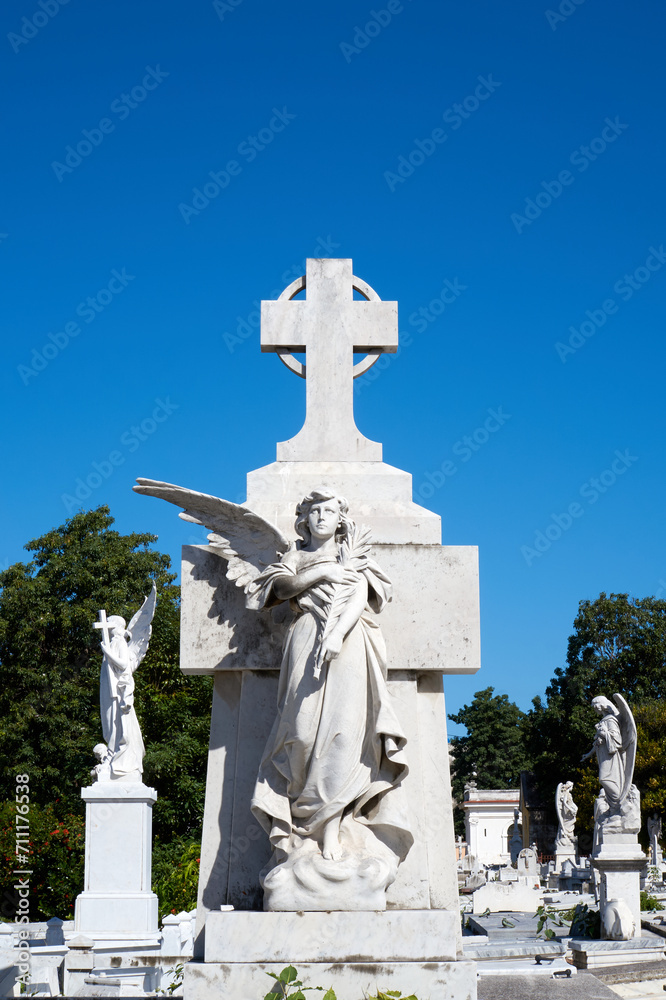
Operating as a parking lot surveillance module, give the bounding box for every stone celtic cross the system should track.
[260,258,398,461]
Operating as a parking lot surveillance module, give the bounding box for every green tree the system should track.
[525,593,666,852]
[448,687,530,833]
[0,507,211,918]
[0,802,85,921]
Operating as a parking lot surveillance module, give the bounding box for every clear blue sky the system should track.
[3,0,665,734]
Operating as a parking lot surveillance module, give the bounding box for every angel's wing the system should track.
[555,783,565,830]
[127,582,157,667]
[133,478,291,591]
[613,692,637,802]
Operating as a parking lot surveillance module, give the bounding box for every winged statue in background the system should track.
[581,692,640,837]
[93,583,157,782]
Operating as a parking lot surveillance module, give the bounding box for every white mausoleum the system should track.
[463,788,520,865]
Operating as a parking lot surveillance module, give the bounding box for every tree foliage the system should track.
[0,802,84,922]
[0,507,211,918]
[448,686,529,804]
[525,593,666,851]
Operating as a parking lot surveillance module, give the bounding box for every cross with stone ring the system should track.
[260,258,398,462]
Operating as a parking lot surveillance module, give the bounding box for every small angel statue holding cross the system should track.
[92,583,157,782]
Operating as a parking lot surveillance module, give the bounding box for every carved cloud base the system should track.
[595,786,641,836]
[261,835,398,911]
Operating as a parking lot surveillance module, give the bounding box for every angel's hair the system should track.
[295,490,353,545]
[107,615,130,639]
[592,695,618,716]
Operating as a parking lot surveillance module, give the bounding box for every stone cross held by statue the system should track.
[260,257,398,462]
[93,609,111,646]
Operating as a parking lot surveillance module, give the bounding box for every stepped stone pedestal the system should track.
[592,831,646,941]
[74,782,160,951]
[184,910,476,1000]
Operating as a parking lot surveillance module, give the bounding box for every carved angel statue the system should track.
[93,583,157,782]
[647,814,662,844]
[581,693,640,835]
[133,479,412,904]
[554,780,578,850]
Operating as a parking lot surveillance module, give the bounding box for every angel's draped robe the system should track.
[594,713,624,805]
[100,634,144,778]
[246,549,412,864]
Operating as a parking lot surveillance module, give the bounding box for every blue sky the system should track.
[3,0,665,734]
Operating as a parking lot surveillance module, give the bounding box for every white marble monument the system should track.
[135,258,480,1000]
[462,787,520,865]
[647,813,663,870]
[582,693,645,941]
[74,586,160,952]
[554,780,578,872]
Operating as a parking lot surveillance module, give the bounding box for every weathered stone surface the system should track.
[180,541,480,675]
[472,881,543,914]
[477,973,619,999]
[74,783,159,939]
[204,909,459,963]
[184,958,477,1000]
[569,936,666,968]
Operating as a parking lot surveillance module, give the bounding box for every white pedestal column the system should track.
[74,782,159,946]
[592,831,646,940]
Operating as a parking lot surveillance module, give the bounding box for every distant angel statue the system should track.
[581,693,640,835]
[93,583,157,782]
[133,479,412,906]
[554,781,577,850]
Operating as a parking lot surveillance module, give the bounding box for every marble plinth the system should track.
[472,881,542,914]
[592,832,646,940]
[555,849,577,873]
[204,909,459,963]
[193,908,475,999]
[185,960,477,1000]
[569,937,666,968]
[74,782,159,940]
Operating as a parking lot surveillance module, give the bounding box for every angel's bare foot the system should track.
[322,820,343,861]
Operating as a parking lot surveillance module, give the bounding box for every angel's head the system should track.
[295,491,352,546]
[592,695,617,718]
[107,615,129,638]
